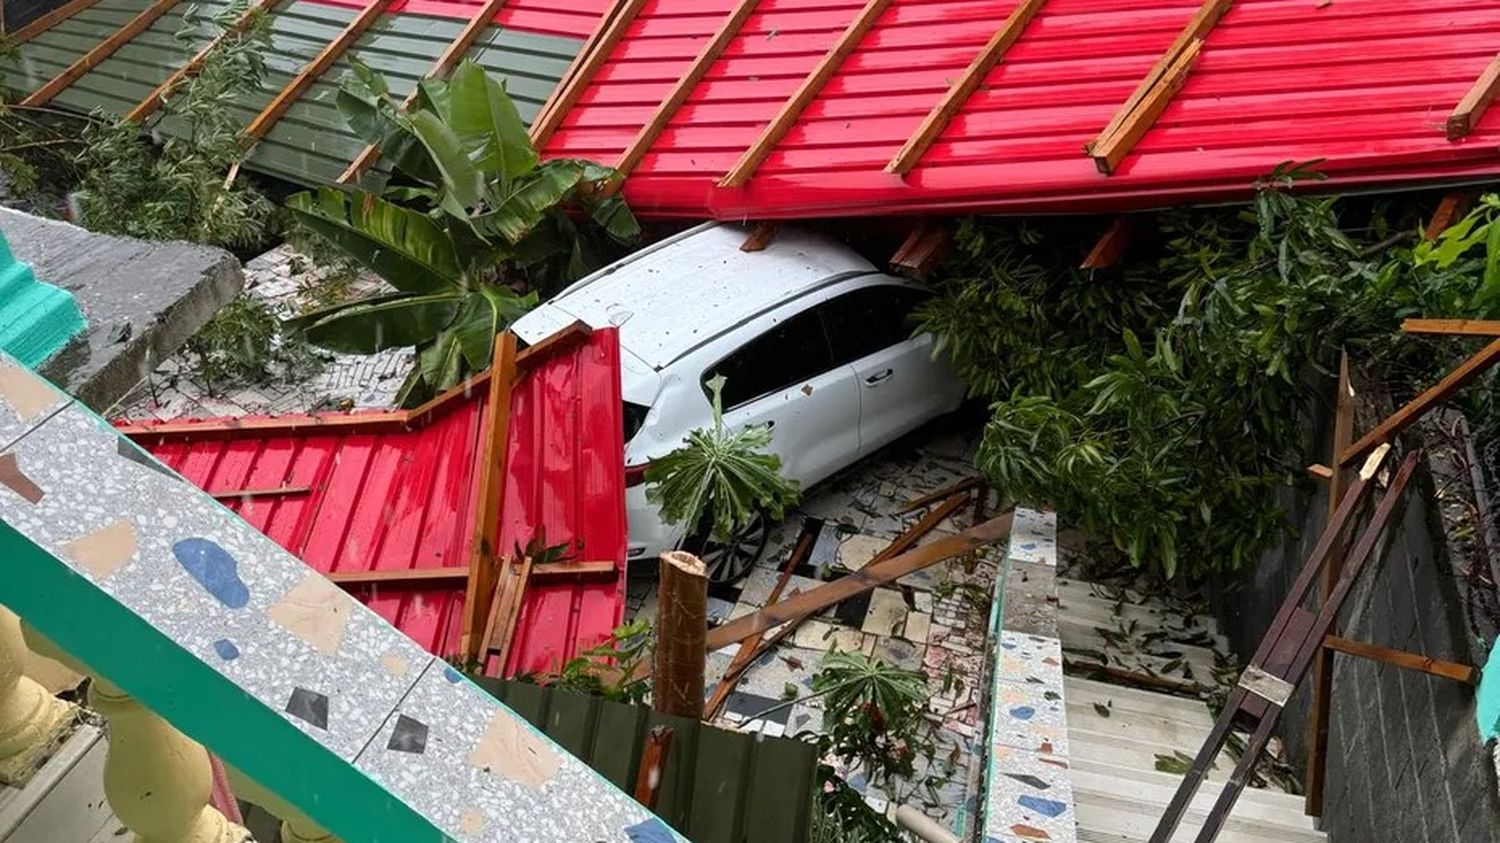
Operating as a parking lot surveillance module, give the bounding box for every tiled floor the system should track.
[625,416,1002,827]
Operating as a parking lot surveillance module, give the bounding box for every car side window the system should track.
[821,285,933,366]
[704,308,835,410]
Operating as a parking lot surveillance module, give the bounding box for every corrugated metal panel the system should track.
[497,326,627,677]
[477,679,818,843]
[3,0,75,32]
[1,0,585,187]
[120,329,629,676]
[303,0,609,39]
[127,399,486,656]
[543,0,1500,219]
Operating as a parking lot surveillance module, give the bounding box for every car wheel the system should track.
[699,514,770,584]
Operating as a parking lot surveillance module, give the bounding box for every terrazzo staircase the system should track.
[1055,577,1325,843]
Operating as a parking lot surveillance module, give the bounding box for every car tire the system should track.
[696,513,771,584]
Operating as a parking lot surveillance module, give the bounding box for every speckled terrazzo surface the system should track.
[0,353,682,843]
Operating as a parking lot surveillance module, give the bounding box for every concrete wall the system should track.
[1213,408,1500,842]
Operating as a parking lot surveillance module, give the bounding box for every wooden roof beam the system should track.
[718,0,892,188]
[337,0,511,184]
[740,222,780,252]
[615,0,762,177]
[528,0,649,148]
[1079,215,1134,269]
[1087,0,1232,174]
[242,0,393,142]
[22,0,184,107]
[1402,318,1500,337]
[1424,191,1471,240]
[1447,52,1500,141]
[889,220,952,279]
[124,0,285,124]
[8,0,104,43]
[886,0,1047,176]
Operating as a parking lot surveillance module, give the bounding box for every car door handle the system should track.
[864,368,894,385]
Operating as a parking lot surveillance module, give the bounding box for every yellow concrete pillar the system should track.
[0,606,75,783]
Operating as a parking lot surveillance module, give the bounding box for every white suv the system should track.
[511,223,966,582]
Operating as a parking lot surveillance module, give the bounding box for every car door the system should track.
[821,283,950,456]
[701,303,860,488]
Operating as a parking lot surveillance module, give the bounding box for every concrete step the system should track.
[0,724,113,843]
[1072,765,1322,843]
[1058,617,1223,683]
[1055,579,1226,648]
[1064,677,1215,726]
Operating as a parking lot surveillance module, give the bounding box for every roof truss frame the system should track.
[528,0,649,148]
[21,0,184,107]
[1447,51,1500,140]
[124,0,286,124]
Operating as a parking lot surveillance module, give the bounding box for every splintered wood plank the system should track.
[1087,0,1232,173]
[1447,52,1500,140]
[739,222,780,252]
[886,0,1047,175]
[9,0,105,42]
[124,0,286,123]
[704,511,1014,650]
[337,0,511,183]
[242,0,393,140]
[529,0,649,147]
[22,0,183,106]
[719,0,893,188]
[616,0,761,176]
[460,332,518,663]
[888,220,952,279]
[1338,336,1500,465]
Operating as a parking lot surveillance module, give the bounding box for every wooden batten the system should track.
[460,332,519,663]
[739,222,780,252]
[22,0,182,106]
[615,0,761,177]
[1322,636,1477,685]
[1338,337,1500,466]
[9,0,104,43]
[1401,318,1500,337]
[1079,216,1135,269]
[243,0,393,141]
[1446,52,1500,141]
[886,0,1047,175]
[125,0,285,124]
[529,0,649,148]
[1423,192,1471,240]
[1087,0,1232,174]
[718,0,892,188]
[338,0,511,183]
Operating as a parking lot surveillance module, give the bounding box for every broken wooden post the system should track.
[653,551,707,719]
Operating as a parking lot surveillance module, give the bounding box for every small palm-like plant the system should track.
[285,60,638,405]
[645,376,801,544]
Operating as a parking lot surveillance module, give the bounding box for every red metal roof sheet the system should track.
[118,329,628,677]
[542,0,1500,218]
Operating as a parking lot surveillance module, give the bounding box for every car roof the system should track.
[541,223,877,370]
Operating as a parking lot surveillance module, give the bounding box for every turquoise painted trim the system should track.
[0,232,85,368]
[1478,646,1500,741]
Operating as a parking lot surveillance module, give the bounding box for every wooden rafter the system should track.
[1447,52,1500,141]
[739,221,780,252]
[1402,318,1500,337]
[1339,336,1500,466]
[124,0,284,124]
[1322,636,1477,685]
[1079,215,1134,269]
[9,0,104,43]
[1087,0,1231,174]
[337,0,512,184]
[22,0,182,106]
[718,0,892,188]
[528,0,649,148]
[889,220,952,279]
[616,0,761,176]
[242,0,393,141]
[886,0,1046,175]
[461,332,519,664]
[1424,192,1471,240]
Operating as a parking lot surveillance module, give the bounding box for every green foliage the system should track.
[0,103,89,204]
[183,296,318,392]
[811,649,932,787]
[518,618,653,705]
[645,376,801,542]
[919,167,1500,579]
[285,60,640,406]
[72,2,275,249]
[810,776,902,843]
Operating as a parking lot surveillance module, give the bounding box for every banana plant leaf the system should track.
[445,62,536,183]
[296,292,464,354]
[286,188,464,294]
